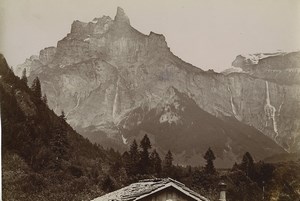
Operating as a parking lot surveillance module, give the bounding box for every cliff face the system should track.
[116,86,285,167]
[231,52,300,85]
[230,53,300,151]
[16,7,300,163]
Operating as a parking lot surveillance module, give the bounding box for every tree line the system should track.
[122,135,173,177]
[21,68,67,118]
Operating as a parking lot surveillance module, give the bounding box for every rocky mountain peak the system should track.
[114,7,130,25]
[16,8,300,158]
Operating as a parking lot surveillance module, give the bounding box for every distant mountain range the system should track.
[15,7,300,166]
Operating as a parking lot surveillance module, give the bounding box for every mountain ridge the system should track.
[15,8,300,161]
[117,86,285,167]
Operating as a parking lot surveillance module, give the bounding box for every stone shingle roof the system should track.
[91,178,209,201]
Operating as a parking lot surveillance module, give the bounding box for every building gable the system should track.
[91,178,209,201]
[137,186,199,201]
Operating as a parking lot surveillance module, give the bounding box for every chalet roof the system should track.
[91,178,209,201]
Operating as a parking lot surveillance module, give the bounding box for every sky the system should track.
[0,0,300,72]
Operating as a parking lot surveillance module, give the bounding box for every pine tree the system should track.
[128,139,140,175]
[257,162,275,185]
[91,165,100,181]
[102,175,117,192]
[0,62,15,81]
[49,126,69,170]
[204,147,216,174]
[122,151,131,174]
[59,110,66,120]
[31,77,42,99]
[21,68,28,85]
[163,150,173,176]
[139,134,151,174]
[164,150,173,168]
[232,162,239,171]
[42,94,48,105]
[240,152,255,179]
[150,149,162,175]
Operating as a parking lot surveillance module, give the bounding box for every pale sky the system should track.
[1,0,300,71]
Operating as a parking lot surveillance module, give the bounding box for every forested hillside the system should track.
[1,54,119,200]
[1,54,299,201]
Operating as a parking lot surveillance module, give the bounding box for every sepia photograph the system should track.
[0,0,300,200]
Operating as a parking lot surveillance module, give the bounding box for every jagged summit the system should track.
[16,7,300,159]
[114,7,130,25]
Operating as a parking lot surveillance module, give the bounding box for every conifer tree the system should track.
[31,77,42,99]
[21,68,28,85]
[241,152,255,179]
[232,162,239,171]
[204,147,216,174]
[164,150,173,168]
[139,134,151,174]
[91,165,100,181]
[163,150,173,176]
[1,63,15,83]
[122,151,131,174]
[50,126,69,170]
[102,175,117,192]
[128,139,140,175]
[59,110,66,120]
[150,149,162,175]
[42,94,48,105]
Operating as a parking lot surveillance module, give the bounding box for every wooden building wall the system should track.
[139,187,197,201]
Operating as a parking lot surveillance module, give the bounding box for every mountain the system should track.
[231,51,300,85]
[117,86,284,167]
[0,54,121,200]
[15,7,299,164]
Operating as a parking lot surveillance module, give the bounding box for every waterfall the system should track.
[122,134,128,144]
[230,95,241,121]
[227,86,242,121]
[66,93,81,117]
[112,77,120,120]
[264,81,278,140]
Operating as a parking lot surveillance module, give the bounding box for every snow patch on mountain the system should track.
[222,66,245,75]
[241,52,286,65]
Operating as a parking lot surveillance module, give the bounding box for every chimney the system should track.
[218,182,227,201]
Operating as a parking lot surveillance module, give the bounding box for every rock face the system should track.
[16,8,300,165]
[117,86,284,167]
[231,52,300,85]
[39,47,57,65]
